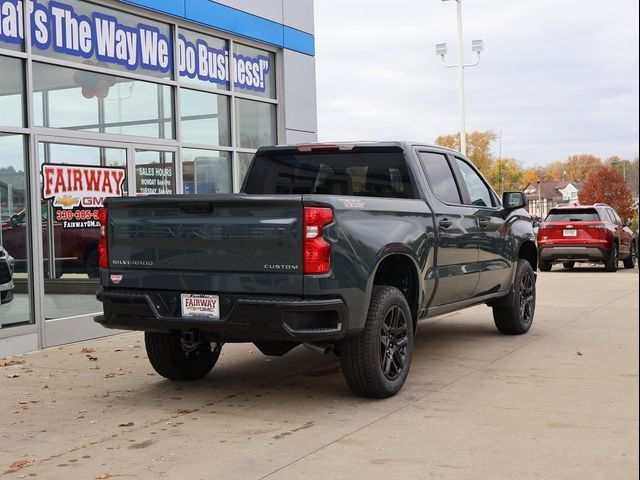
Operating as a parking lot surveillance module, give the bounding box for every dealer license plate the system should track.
[181,294,220,319]
[563,229,577,237]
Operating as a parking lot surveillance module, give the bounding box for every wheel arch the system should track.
[371,252,421,331]
[518,240,538,272]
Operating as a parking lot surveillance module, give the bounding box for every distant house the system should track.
[522,181,583,218]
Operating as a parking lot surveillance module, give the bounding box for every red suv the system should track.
[537,204,637,272]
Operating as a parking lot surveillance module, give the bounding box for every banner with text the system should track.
[0,0,271,92]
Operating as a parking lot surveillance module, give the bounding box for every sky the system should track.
[313,0,639,168]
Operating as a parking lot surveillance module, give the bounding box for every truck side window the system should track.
[455,158,493,207]
[418,152,462,204]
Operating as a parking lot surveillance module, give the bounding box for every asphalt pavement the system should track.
[1,266,638,479]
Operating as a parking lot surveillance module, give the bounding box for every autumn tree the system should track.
[541,161,565,182]
[578,165,635,219]
[434,130,497,175]
[487,158,523,193]
[565,154,601,182]
[520,168,540,188]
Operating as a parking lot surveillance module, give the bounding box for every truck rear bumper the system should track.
[95,288,349,343]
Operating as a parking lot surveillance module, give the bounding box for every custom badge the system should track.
[110,274,123,285]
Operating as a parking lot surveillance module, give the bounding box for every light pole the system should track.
[436,0,483,156]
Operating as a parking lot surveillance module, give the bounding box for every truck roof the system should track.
[257,141,463,157]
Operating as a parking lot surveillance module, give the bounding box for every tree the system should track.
[487,158,523,193]
[434,130,497,175]
[541,161,565,182]
[578,165,635,219]
[607,156,638,195]
[565,154,601,182]
[521,168,540,188]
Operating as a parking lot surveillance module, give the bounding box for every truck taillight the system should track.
[303,207,333,274]
[97,208,108,269]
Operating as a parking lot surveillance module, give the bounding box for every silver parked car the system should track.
[0,244,15,305]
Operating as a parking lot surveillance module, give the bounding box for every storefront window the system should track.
[182,148,231,194]
[0,0,24,51]
[178,29,229,91]
[0,134,32,328]
[135,150,175,195]
[28,0,172,79]
[180,88,230,146]
[0,56,24,128]
[235,98,276,149]
[233,43,275,99]
[33,62,174,139]
[237,152,254,187]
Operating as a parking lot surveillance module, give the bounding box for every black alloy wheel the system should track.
[379,305,410,381]
[518,269,535,327]
[493,259,536,335]
[340,286,414,398]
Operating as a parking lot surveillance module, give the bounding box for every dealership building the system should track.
[0,0,317,355]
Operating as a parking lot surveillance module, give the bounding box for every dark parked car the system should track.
[1,205,101,278]
[0,244,15,305]
[537,203,637,271]
[96,142,538,398]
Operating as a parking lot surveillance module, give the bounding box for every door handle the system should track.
[478,217,490,229]
[439,219,453,228]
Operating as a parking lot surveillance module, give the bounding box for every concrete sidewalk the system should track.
[1,268,638,479]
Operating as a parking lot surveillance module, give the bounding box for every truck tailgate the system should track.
[105,195,303,295]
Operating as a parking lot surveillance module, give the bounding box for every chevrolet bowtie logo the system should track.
[55,195,80,208]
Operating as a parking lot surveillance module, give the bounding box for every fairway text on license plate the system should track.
[181,294,220,318]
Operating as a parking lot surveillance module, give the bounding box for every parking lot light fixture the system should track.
[436,0,484,156]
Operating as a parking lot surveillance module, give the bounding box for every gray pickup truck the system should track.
[95,142,538,398]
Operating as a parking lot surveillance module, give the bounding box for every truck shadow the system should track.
[102,318,504,409]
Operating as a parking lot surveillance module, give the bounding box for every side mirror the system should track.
[502,192,527,210]
[9,215,19,228]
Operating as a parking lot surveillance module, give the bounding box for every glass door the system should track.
[37,137,129,347]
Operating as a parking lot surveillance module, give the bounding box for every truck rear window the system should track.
[243,150,416,199]
[545,209,600,222]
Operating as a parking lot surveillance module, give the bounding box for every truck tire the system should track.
[538,260,552,272]
[493,259,536,335]
[562,261,575,270]
[339,286,414,398]
[145,332,221,381]
[623,242,636,269]
[604,245,618,272]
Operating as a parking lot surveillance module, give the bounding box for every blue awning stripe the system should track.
[118,0,315,56]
